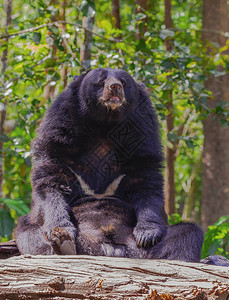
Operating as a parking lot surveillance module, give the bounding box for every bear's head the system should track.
[75,68,140,122]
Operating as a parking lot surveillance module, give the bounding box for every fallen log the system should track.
[0,240,19,259]
[0,254,228,299]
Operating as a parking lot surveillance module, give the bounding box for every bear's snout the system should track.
[101,77,126,110]
[109,82,123,93]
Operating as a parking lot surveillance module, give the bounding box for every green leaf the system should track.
[32,99,40,106]
[185,139,195,149]
[135,38,146,52]
[44,58,57,68]
[33,32,41,45]
[135,13,147,21]
[3,199,30,216]
[168,213,183,225]
[52,73,61,81]
[0,208,15,237]
[208,239,222,256]
[202,216,229,258]
[24,68,34,78]
[161,59,175,70]
[100,20,113,33]
[159,29,175,40]
[210,70,226,77]
[79,0,95,17]
[213,215,229,226]
[48,26,59,35]
[167,132,178,142]
[0,134,9,142]
[57,44,65,51]
[24,156,31,167]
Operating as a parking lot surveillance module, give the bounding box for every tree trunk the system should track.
[135,0,147,40]
[201,0,229,230]
[111,0,121,30]
[80,2,95,73]
[43,0,59,101]
[0,255,228,299]
[164,0,175,215]
[0,0,13,198]
[182,154,202,222]
[165,102,175,215]
[60,0,68,89]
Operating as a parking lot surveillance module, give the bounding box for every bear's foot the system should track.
[45,227,77,255]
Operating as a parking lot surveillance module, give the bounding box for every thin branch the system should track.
[136,5,229,38]
[54,23,77,59]
[1,21,228,45]
[174,108,195,158]
[0,21,134,47]
[0,23,54,39]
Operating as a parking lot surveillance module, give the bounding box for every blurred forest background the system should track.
[0,0,229,259]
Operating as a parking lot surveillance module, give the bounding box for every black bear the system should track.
[15,68,204,261]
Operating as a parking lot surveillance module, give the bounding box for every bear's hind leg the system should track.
[148,223,204,262]
[15,214,54,255]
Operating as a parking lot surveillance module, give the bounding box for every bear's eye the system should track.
[121,79,126,87]
[97,80,104,86]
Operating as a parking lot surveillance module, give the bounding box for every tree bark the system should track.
[60,0,68,89]
[111,0,121,30]
[182,154,202,222]
[0,255,228,299]
[164,0,175,215]
[0,240,19,259]
[80,2,95,73]
[135,0,147,40]
[43,0,59,101]
[201,0,229,230]
[165,102,175,215]
[0,0,13,198]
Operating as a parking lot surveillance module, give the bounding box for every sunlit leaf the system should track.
[3,199,30,216]
[159,29,175,40]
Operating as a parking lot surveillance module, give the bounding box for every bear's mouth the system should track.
[104,96,124,110]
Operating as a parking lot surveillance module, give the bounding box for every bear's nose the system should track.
[109,83,122,92]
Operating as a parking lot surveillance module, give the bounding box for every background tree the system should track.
[201,0,229,230]
[164,0,175,215]
[80,0,95,72]
[111,0,121,30]
[0,0,13,197]
[135,0,147,40]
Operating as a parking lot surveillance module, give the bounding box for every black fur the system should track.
[15,68,204,262]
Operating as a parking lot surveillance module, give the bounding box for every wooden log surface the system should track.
[0,255,228,299]
[0,240,19,259]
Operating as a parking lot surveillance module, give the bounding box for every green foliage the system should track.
[202,216,229,259]
[0,197,30,238]
[168,213,183,225]
[0,208,15,238]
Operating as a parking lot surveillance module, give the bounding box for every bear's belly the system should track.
[71,197,140,257]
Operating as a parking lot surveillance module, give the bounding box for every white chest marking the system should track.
[74,173,125,199]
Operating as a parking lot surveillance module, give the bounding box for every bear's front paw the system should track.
[44,227,77,255]
[133,222,166,248]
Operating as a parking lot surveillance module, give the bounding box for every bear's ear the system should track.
[73,73,85,82]
[138,82,146,90]
[73,75,79,80]
[73,69,91,81]
[136,82,150,104]
[137,82,148,95]
[71,73,87,90]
